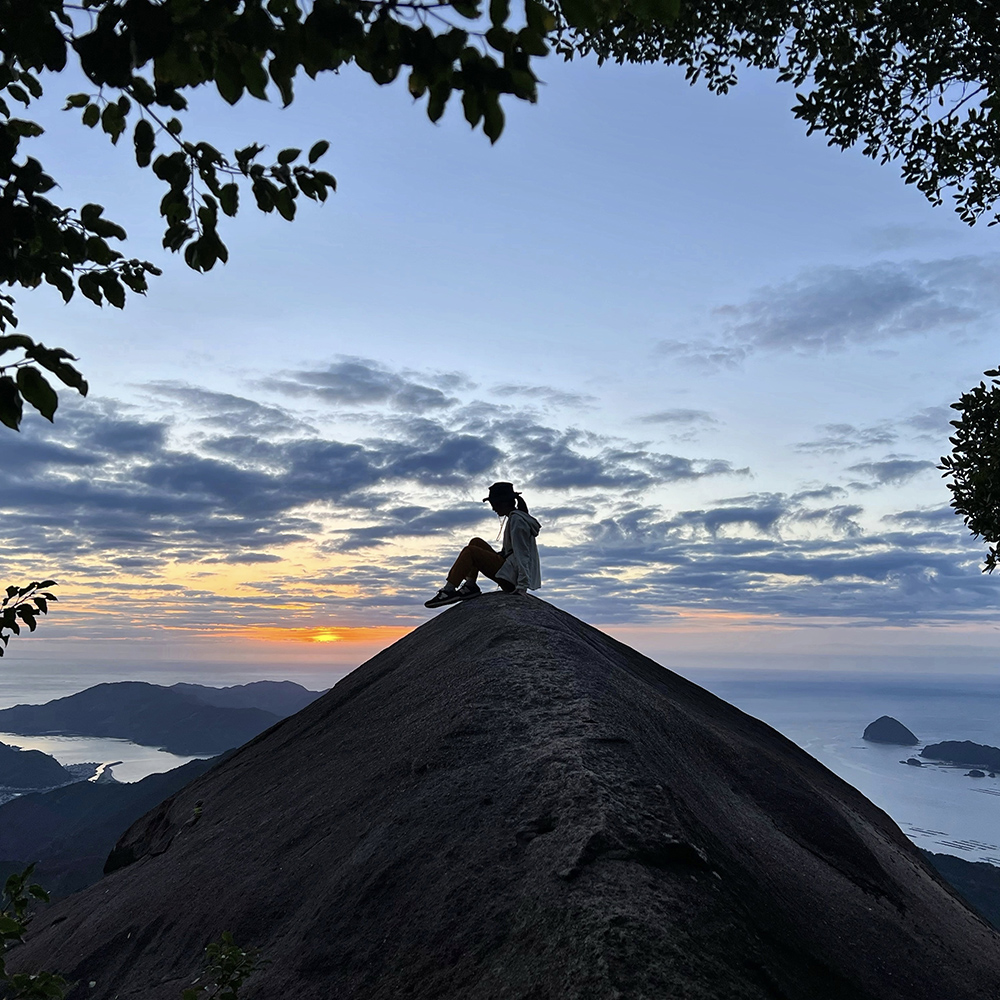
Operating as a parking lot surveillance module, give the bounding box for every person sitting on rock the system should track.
[424,482,542,608]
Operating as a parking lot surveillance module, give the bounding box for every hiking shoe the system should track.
[424,586,461,608]
[455,581,482,601]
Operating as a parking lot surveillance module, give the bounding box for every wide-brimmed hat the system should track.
[482,482,518,503]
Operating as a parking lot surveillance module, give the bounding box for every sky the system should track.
[2,46,999,694]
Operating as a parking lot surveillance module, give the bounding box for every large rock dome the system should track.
[13,596,999,999]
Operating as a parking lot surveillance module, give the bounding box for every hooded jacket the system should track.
[495,509,542,592]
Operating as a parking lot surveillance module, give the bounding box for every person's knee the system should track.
[469,537,488,548]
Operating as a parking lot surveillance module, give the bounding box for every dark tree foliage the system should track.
[0,864,68,999]
[0,581,57,656]
[555,1,1000,228]
[941,368,1000,574]
[182,932,266,1000]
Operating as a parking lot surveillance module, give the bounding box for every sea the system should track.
[691,669,1000,866]
[0,666,998,865]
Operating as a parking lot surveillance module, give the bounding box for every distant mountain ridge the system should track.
[0,754,224,897]
[170,680,326,717]
[0,740,71,788]
[0,680,323,755]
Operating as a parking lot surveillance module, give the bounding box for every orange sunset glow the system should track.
[223,625,415,645]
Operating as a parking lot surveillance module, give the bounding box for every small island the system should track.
[920,740,1000,771]
[863,716,918,745]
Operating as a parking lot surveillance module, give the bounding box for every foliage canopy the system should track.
[0,582,57,657]
[0,864,68,999]
[555,0,1000,228]
[940,368,1000,574]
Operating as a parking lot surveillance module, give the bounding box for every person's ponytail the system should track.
[515,493,530,514]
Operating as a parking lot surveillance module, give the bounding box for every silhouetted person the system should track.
[425,482,541,608]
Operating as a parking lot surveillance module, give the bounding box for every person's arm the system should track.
[508,515,534,593]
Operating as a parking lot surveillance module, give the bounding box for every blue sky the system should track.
[3,53,999,686]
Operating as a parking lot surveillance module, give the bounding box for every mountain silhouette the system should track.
[0,755,224,898]
[14,596,1000,998]
[0,740,71,789]
[0,682,282,754]
[169,680,324,716]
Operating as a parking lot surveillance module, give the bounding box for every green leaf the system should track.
[483,95,505,143]
[131,77,156,105]
[251,179,276,212]
[0,334,34,355]
[98,273,126,308]
[308,140,330,164]
[490,0,510,26]
[0,376,22,431]
[25,345,88,394]
[274,187,296,220]
[216,59,245,105]
[8,118,44,137]
[81,204,127,240]
[134,118,155,168]
[78,272,103,306]
[277,148,301,165]
[16,367,58,421]
[101,102,127,144]
[462,89,482,127]
[21,72,43,99]
[82,103,100,127]
[220,183,239,217]
[427,83,451,123]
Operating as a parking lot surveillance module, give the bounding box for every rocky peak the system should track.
[13,595,999,999]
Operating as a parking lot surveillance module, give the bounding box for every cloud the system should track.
[718,258,990,352]
[882,507,957,529]
[904,405,955,441]
[552,493,996,624]
[635,408,719,427]
[203,552,284,564]
[658,257,1000,370]
[846,458,938,488]
[144,383,308,434]
[656,339,748,373]
[264,357,458,412]
[795,422,897,453]
[5,361,990,635]
[1,380,745,588]
[489,384,597,407]
[854,224,955,253]
[444,406,743,492]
